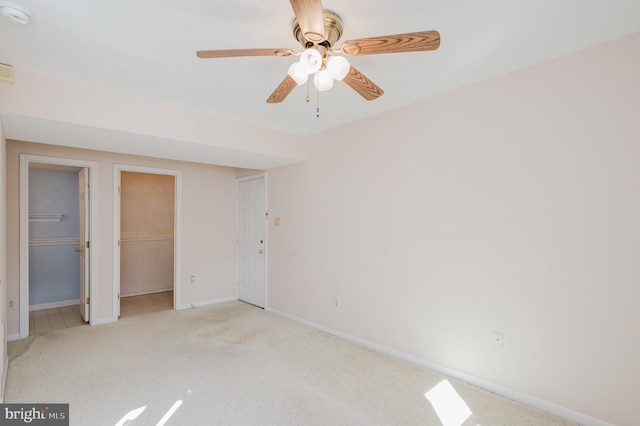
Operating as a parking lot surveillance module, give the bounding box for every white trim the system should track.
[236,173,268,308]
[114,164,182,319]
[113,167,120,317]
[0,325,6,403]
[19,154,98,338]
[266,307,613,426]
[0,347,6,403]
[29,299,80,311]
[28,213,63,222]
[91,317,118,326]
[237,173,267,183]
[176,296,236,310]
[29,237,80,247]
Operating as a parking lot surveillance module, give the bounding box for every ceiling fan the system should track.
[196,0,440,104]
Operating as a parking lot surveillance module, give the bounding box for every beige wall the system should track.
[266,33,640,426]
[0,71,309,170]
[0,119,7,400]
[5,140,238,334]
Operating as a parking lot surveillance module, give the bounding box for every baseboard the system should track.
[29,299,80,311]
[176,296,236,310]
[1,324,7,403]
[120,288,173,298]
[0,354,7,403]
[91,317,118,326]
[266,307,613,426]
[6,334,20,342]
[1,347,7,403]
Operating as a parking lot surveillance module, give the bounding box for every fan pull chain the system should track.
[306,80,310,103]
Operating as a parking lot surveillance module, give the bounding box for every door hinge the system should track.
[85,241,90,248]
[118,240,121,247]
[86,184,90,192]
[117,293,120,300]
[85,297,90,305]
[118,186,121,193]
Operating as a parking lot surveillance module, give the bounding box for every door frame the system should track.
[78,168,90,321]
[236,173,268,308]
[19,154,98,338]
[113,164,181,317]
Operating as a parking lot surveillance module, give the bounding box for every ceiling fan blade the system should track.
[340,30,440,56]
[266,75,298,103]
[289,0,326,43]
[196,48,294,59]
[342,66,384,101]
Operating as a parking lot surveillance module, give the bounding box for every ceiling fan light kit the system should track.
[286,47,350,90]
[325,56,350,81]
[314,69,334,91]
[196,0,440,106]
[287,62,309,86]
[299,48,323,74]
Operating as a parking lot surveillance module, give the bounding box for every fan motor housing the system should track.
[292,9,343,47]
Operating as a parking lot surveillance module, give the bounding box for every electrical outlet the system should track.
[190,275,196,283]
[8,300,15,309]
[334,297,339,307]
[493,331,504,349]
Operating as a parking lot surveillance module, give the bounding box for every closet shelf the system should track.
[29,213,63,222]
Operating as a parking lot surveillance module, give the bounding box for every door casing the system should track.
[19,154,98,338]
[78,168,90,321]
[113,164,181,317]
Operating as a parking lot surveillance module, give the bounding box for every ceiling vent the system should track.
[0,63,14,84]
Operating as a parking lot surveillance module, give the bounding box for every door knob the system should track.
[258,250,264,254]
[74,247,81,253]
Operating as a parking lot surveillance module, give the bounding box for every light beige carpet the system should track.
[119,291,173,319]
[6,301,577,426]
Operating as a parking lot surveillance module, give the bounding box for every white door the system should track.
[78,168,90,321]
[237,177,266,307]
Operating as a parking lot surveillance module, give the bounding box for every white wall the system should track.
[5,141,238,335]
[0,117,7,400]
[266,33,640,426]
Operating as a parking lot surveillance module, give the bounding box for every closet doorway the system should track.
[19,155,98,338]
[114,165,181,318]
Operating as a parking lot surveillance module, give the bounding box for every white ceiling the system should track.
[1,0,639,138]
